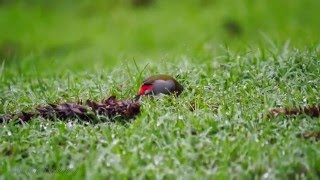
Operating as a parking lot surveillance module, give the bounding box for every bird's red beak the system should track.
[138,84,153,96]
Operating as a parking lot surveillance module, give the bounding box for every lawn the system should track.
[1,0,320,179]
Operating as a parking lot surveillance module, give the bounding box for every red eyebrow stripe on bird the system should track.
[138,84,153,95]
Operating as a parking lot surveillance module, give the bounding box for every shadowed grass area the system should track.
[0,0,320,179]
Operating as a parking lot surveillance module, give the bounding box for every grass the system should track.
[1,0,320,179]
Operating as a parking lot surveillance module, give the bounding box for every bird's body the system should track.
[137,74,183,97]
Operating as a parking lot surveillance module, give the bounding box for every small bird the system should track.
[137,74,184,97]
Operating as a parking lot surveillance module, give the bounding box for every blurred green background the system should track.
[1,0,319,76]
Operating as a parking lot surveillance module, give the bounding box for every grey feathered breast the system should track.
[152,79,175,95]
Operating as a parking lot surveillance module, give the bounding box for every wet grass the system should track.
[0,0,320,179]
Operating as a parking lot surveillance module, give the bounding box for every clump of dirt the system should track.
[297,131,320,141]
[1,96,140,124]
[269,104,320,118]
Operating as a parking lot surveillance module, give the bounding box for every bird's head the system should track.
[138,83,154,96]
